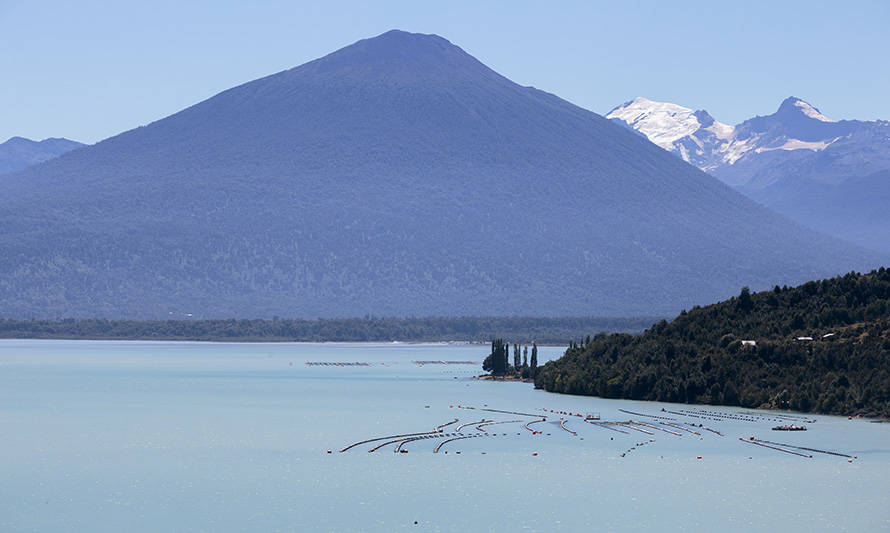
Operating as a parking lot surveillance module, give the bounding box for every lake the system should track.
[1,340,887,532]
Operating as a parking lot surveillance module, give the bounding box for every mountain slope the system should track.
[747,169,890,252]
[0,30,884,319]
[0,136,83,175]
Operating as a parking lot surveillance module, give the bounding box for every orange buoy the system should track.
[697,456,702,459]
[327,450,332,454]
[532,452,538,456]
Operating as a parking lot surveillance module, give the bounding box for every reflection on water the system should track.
[1,340,888,532]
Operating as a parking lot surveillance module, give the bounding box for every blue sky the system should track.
[2,0,888,144]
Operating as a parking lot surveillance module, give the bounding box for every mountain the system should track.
[0,136,83,175]
[608,97,890,251]
[606,97,735,171]
[536,268,890,417]
[747,169,890,253]
[0,30,884,319]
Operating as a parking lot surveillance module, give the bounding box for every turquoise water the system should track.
[1,340,887,532]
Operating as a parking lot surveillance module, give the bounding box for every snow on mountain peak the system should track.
[606,97,706,150]
[791,98,833,122]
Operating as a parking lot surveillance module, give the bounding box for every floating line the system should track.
[559,419,577,435]
[619,408,675,421]
[456,419,489,432]
[436,418,459,431]
[661,422,700,435]
[754,439,851,458]
[588,421,629,434]
[525,419,546,432]
[341,430,440,452]
[632,420,682,436]
[740,438,812,458]
[617,422,655,435]
[476,420,522,431]
[434,435,479,453]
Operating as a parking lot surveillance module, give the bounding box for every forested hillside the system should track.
[535,269,890,417]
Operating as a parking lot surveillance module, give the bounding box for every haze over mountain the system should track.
[608,97,890,252]
[0,136,84,175]
[0,30,884,319]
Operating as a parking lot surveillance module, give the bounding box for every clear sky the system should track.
[2,0,888,144]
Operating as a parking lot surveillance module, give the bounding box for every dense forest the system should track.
[535,269,890,417]
[0,316,657,344]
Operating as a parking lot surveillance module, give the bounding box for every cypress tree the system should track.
[502,341,509,374]
[530,341,538,378]
[488,338,508,376]
[513,343,521,370]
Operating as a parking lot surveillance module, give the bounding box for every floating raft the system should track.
[772,425,807,431]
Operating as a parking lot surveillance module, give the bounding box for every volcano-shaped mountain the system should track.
[0,30,884,318]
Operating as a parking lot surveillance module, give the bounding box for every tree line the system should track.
[0,315,658,344]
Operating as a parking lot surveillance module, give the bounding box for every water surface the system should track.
[1,340,887,532]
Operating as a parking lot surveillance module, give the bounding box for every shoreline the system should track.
[473,374,890,421]
[0,336,570,347]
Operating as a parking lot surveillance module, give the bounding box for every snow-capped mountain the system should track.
[606,97,734,171]
[608,96,890,253]
[607,96,890,188]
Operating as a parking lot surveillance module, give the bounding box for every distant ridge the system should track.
[0,30,884,319]
[0,136,83,175]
